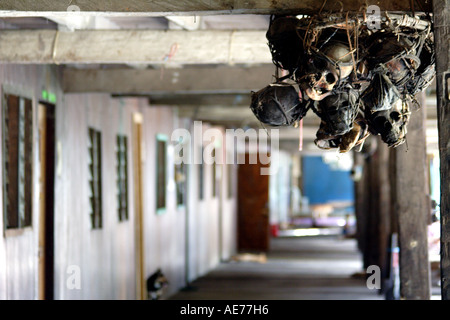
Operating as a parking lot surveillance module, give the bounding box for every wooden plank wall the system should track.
[0,63,237,299]
[0,64,57,299]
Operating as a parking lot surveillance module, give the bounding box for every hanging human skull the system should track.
[266,16,306,74]
[365,33,416,67]
[338,118,370,153]
[361,69,401,112]
[365,98,410,147]
[297,55,337,101]
[253,13,435,152]
[385,55,420,88]
[322,41,354,79]
[297,41,353,101]
[406,37,436,96]
[314,122,341,150]
[317,88,359,136]
[314,116,369,153]
[250,82,308,126]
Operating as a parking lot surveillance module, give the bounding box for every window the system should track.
[2,94,33,230]
[88,128,102,229]
[175,147,186,207]
[156,134,167,213]
[116,135,128,221]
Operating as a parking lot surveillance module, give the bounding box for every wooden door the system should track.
[237,153,270,252]
[38,103,55,300]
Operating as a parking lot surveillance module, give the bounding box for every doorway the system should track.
[237,153,270,252]
[37,102,55,300]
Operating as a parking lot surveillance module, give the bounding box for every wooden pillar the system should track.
[353,136,391,279]
[365,141,392,285]
[376,143,392,291]
[353,151,367,263]
[354,138,377,269]
[433,0,450,300]
[393,93,431,300]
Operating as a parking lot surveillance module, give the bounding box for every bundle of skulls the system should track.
[250,11,435,153]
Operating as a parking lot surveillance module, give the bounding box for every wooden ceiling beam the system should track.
[0,29,271,65]
[63,65,276,93]
[0,0,430,16]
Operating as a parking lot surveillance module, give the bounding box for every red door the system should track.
[237,153,270,252]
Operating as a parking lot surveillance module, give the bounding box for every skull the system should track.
[385,57,414,85]
[315,117,369,153]
[406,37,436,96]
[317,89,359,136]
[338,119,370,153]
[266,16,306,74]
[297,42,353,101]
[365,98,410,147]
[366,33,416,66]
[250,82,308,126]
[361,70,401,112]
[314,122,341,150]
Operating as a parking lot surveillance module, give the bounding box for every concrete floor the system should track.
[169,234,384,300]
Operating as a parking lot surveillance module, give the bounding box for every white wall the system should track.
[54,94,140,299]
[0,64,238,300]
[183,121,238,282]
[0,64,60,299]
[269,150,293,227]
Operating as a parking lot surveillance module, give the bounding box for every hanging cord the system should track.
[160,43,179,80]
[298,118,303,151]
[318,0,328,16]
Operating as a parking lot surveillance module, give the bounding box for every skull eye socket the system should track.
[374,116,387,129]
[390,111,401,122]
[325,73,336,84]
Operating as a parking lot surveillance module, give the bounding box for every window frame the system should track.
[2,86,34,235]
[174,142,187,209]
[116,134,129,222]
[156,134,168,215]
[88,127,103,230]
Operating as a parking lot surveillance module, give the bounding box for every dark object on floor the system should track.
[146,268,169,300]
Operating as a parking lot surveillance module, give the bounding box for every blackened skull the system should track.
[366,99,410,147]
[318,89,359,136]
[266,16,306,74]
[361,70,401,112]
[250,82,308,126]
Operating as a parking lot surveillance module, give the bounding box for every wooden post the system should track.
[433,0,450,300]
[353,151,367,265]
[394,92,431,300]
[376,143,392,292]
[362,140,392,289]
[354,139,374,269]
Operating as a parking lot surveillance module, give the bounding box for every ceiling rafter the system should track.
[0,29,271,65]
[0,0,430,16]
